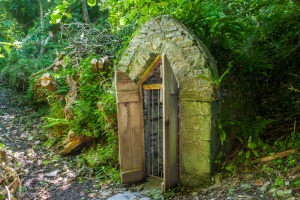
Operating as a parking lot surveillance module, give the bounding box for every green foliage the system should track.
[236,117,275,142]
[50,1,72,24]
[291,177,300,188]
[0,0,39,32]
[41,54,118,177]
[87,0,97,7]
[84,140,118,171]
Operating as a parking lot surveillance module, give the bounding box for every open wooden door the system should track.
[162,54,179,191]
[116,68,145,184]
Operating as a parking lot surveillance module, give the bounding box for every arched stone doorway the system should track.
[116,15,221,190]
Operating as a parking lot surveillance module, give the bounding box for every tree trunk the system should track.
[81,0,91,23]
[38,0,44,30]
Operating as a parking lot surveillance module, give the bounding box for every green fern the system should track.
[236,117,275,141]
[42,117,68,128]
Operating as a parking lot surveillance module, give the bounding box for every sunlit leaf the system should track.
[3,44,11,55]
[0,143,5,148]
[248,142,257,149]
[141,5,148,15]
[128,9,137,20]
[120,17,127,25]
[65,13,72,19]
[156,1,168,7]
[57,5,65,12]
[252,149,259,157]
[123,0,129,9]
[137,0,145,8]
[149,2,158,14]
[0,54,4,58]
[220,130,226,145]
[87,0,97,6]
[246,150,250,159]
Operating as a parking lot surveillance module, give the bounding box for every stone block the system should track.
[165,31,182,38]
[181,101,212,116]
[161,23,178,32]
[179,90,214,101]
[181,139,211,174]
[172,36,194,48]
[181,116,212,141]
[182,46,201,56]
[179,76,214,101]
[150,33,163,50]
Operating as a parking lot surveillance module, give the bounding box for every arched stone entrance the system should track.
[116,15,221,189]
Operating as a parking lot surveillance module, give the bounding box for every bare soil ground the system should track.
[1,86,300,200]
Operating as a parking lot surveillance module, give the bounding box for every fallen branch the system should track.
[5,186,10,200]
[253,149,296,163]
[31,51,65,77]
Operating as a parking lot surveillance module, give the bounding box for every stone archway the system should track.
[116,15,221,186]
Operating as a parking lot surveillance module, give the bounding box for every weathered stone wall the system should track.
[118,15,221,185]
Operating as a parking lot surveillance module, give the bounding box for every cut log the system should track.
[97,60,103,70]
[102,56,111,70]
[91,58,98,71]
[253,149,296,163]
[61,130,93,155]
[91,58,104,72]
[40,73,59,92]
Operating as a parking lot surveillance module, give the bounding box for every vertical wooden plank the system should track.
[130,101,143,169]
[162,54,179,191]
[117,103,132,171]
[116,68,145,183]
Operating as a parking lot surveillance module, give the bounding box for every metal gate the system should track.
[142,63,164,179]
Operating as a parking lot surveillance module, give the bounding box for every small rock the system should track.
[131,185,143,191]
[192,192,198,196]
[101,190,112,197]
[263,181,271,187]
[269,188,276,193]
[241,183,251,189]
[34,140,40,145]
[260,186,268,193]
[88,193,97,198]
[201,189,208,194]
[277,189,293,198]
[44,169,60,177]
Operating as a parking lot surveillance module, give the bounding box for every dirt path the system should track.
[0,87,152,200]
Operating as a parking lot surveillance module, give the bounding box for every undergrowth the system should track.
[39,55,119,183]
